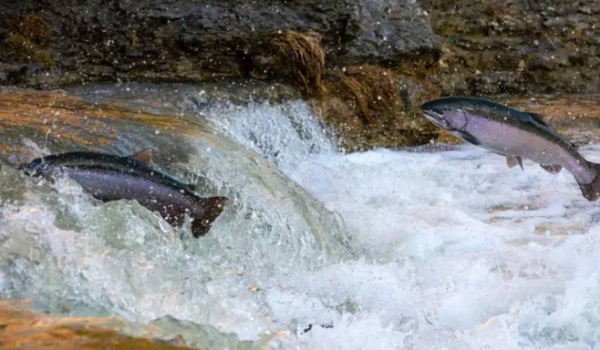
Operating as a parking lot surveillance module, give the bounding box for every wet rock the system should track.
[0,87,201,160]
[338,0,437,64]
[320,65,440,150]
[420,0,600,95]
[0,0,436,88]
[467,71,526,95]
[0,300,195,350]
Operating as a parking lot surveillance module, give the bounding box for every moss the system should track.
[4,14,52,46]
[1,14,54,68]
[1,34,55,68]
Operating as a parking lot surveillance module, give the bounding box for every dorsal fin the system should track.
[129,149,154,168]
[527,112,576,148]
[527,112,549,127]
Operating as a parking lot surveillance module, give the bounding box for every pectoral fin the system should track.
[453,131,481,146]
[506,156,524,171]
[540,164,562,174]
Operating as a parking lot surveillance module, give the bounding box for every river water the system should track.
[2,83,600,349]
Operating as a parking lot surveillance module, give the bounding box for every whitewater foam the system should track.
[283,145,600,349]
[3,83,600,349]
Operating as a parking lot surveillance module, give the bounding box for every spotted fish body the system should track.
[22,151,227,237]
[421,96,600,201]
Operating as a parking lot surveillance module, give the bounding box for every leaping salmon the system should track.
[421,96,600,201]
[20,150,228,237]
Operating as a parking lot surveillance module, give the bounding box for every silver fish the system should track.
[421,96,600,201]
[21,150,228,237]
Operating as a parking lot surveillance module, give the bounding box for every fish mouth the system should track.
[421,109,450,130]
[21,162,42,177]
[22,168,39,177]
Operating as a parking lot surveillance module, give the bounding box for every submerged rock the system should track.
[0,300,282,349]
[0,300,193,350]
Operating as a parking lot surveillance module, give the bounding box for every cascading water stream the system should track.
[3,83,600,349]
[0,83,354,348]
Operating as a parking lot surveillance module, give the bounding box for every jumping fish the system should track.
[421,96,600,201]
[21,150,228,237]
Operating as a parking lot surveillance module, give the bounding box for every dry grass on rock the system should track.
[319,64,440,150]
[271,31,325,97]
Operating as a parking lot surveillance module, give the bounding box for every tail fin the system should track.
[191,196,228,238]
[579,163,600,201]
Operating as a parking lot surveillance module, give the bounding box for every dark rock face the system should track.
[419,0,600,95]
[338,0,437,64]
[0,0,436,88]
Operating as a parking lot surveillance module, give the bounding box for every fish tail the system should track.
[191,196,228,238]
[579,162,600,201]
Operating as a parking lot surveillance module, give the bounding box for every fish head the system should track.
[421,98,471,132]
[21,158,49,177]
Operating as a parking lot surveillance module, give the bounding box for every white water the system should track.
[204,93,600,349]
[202,99,336,170]
[287,146,600,350]
[3,84,600,349]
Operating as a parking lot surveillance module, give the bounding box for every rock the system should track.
[337,0,437,64]
[0,300,195,350]
[0,87,201,161]
[420,0,600,95]
[320,65,440,150]
[0,0,437,88]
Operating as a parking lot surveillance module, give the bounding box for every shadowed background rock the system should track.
[0,0,440,150]
[419,0,600,95]
[0,0,436,88]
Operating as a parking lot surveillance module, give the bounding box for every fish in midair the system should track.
[20,150,228,237]
[421,96,600,201]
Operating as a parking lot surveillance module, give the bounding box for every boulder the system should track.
[0,0,436,88]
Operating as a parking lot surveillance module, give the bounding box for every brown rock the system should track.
[0,300,196,350]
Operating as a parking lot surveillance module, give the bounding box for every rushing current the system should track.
[2,83,600,349]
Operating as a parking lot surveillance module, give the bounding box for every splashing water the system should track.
[288,146,600,349]
[2,83,600,349]
[200,99,336,170]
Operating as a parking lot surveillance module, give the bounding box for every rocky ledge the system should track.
[420,0,600,95]
[0,0,435,88]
